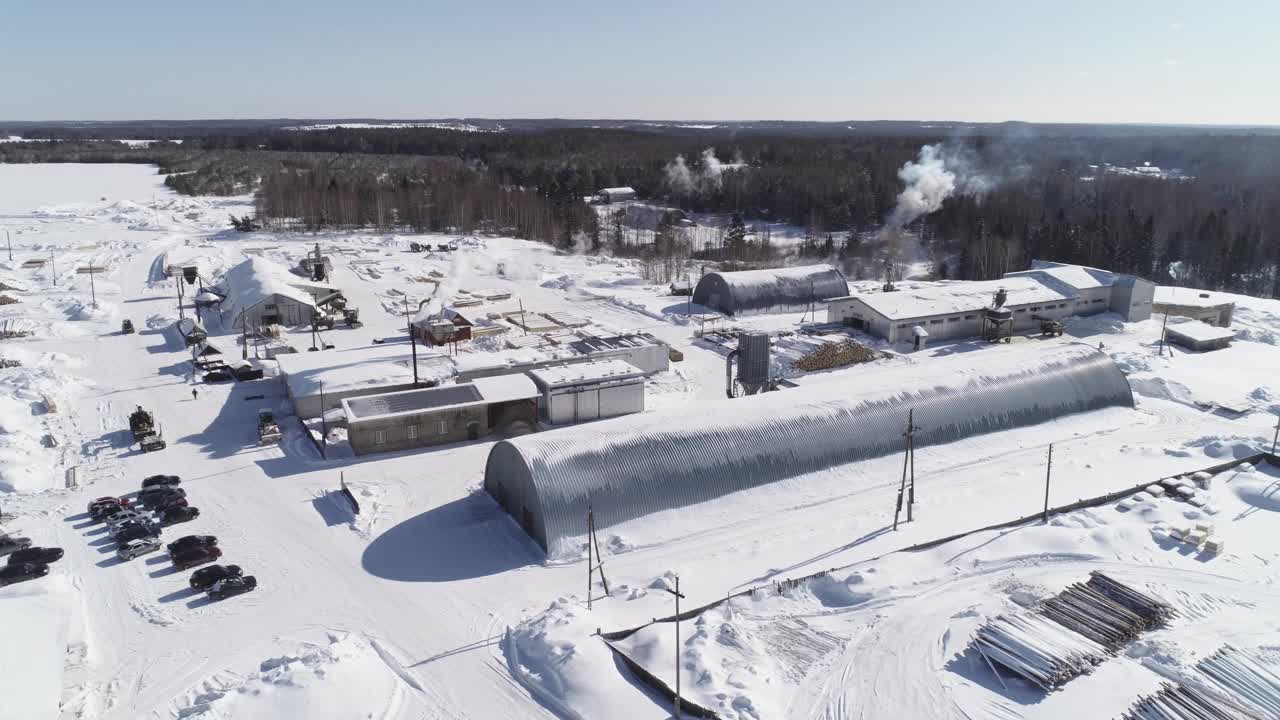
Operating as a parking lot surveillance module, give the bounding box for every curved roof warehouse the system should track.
[484,344,1134,556]
[692,264,848,316]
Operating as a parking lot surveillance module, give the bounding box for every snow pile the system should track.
[506,597,645,720]
[0,576,73,720]
[63,299,116,322]
[172,633,421,719]
[0,351,84,493]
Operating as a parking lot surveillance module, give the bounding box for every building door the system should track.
[574,389,599,422]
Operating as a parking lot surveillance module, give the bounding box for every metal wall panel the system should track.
[484,344,1134,556]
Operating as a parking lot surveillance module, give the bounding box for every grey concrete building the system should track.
[1153,287,1235,327]
[1164,319,1234,352]
[343,374,538,456]
[1004,262,1154,322]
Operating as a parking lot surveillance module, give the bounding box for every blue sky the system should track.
[1,0,1275,124]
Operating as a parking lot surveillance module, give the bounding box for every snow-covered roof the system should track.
[471,374,539,403]
[693,265,849,316]
[1006,261,1121,290]
[485,343,1134,555]
[598,187,635,195]
[842,277,1072,320]
[1166,319,1234,344]
[276,342,453,398]
[218,257,326,325]
[193,289,223,304]
[175,318,205,337]
[1155,286,1234,309]
[343,374,536,422]
[528,359,644,389]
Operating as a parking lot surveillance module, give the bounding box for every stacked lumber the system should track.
[972,614,1109,690]
[792,339,878,372]
[1198,646,1280,718]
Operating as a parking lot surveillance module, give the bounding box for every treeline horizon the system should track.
[2,127,1278,297]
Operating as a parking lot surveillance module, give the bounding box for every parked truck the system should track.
[257,409,281,445]
[129,406,167,452]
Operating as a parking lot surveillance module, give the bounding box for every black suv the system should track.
[138,486,186,509]
[167,535,216,556]
[190,564,242,590]
[158,506,199,526]
[115,521,162,543]
[141,474,181,489]
[0,562,49,586]
[208,575,257,600]
[7,547,63,565]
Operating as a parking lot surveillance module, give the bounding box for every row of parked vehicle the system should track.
[89,475,256,601]
[0,532,63,587]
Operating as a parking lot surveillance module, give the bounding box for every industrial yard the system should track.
[2,163,1280,720]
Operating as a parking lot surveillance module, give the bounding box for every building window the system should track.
[963,314,975,320]
[1031,306,1040,311]
[898,323,908,329]
[1016,308,1027,313]
[264,303,277,310]
[1091,299,1104,304]
[929,319,942,325]
[437,420,448,435]
[374,430,386,445]
[948,317,960,322]
[407,424,418,440]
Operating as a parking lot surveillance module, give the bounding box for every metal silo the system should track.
[737,332,771,395]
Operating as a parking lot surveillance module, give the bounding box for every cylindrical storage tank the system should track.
[737,333,771,393]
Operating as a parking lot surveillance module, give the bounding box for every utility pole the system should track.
[585,505,609,611]
[1158,312,1169,356]
[1272,415,1278,455]
[1043,443,1054,522]
[50,249,56,286]
[5,230,10,261]
[518,298,528,336]
[403,295,419,386]
[662,576,686,720]
[894,408,919,530]
[88,264,98,308]
[319,380,328,460]
[175,273,185,321]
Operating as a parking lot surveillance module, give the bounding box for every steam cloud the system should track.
[665,148,729,196]
[887,143,997,230]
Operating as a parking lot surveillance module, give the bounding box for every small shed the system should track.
[528,359,646,424]
[1165,320,1234,352]
[1154,287,1235,327]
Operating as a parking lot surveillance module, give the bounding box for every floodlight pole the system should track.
[88,264,98,308]
[50,249,56,286]
[1158,312,1169,356]
[1043,443,1054,522]
[404,294,419,386]
[5,230,10,261]
[319,380,327,460]
[663,576,686,720]
[1272,415,1278,455]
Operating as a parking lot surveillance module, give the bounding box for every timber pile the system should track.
[1041,573,1177,651]
[972,614,1109,690]
[0,330,32,340]
[0,295,19,305]
[792,339,879,372]
[0,358,21,369]
[1198,646,1280,718]
[1118,682,1265,720]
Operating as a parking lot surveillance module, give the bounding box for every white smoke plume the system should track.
[665,147,729,196]
[887,143,997,230]
[888,144,956,229]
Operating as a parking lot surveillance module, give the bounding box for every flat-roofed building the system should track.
[342,374,538,456]
[1153,287,1235,327]
[528,359,645,424]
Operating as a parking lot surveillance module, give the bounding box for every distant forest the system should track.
[3,125,1279,297]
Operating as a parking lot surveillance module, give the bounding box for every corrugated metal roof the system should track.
[484,344,1134,556]
[219,258,323,326]
[692,265,848,316]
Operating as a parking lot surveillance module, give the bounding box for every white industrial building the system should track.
[1153,287,1235,327]
[528,359,646,424]
[454,332,670,381]
[595,186,636,204]
[827,262,1155,344]
[217,257,340,331]
[276,342,454,419]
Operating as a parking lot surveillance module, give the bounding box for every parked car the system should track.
[202,368,234,383]
[153,495,189,511]
[189,564,242,590]
[207,575,257,601]
[0,536,33,557]
[141,474,181,489]
[113,522,162,544]
[0,562,49,586]
[88,496,121,519]
[167,535,216,556]
[104,509,146,528]
[117,537,162,560]
[172,545,221,570]
[98,502,133,520]
[139,487,186,509]
[233,365,263,381]
[158,506,199,526]
[7,547,63,565]
[108,517,153,537]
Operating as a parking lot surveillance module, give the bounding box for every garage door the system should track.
[574,389,599,422]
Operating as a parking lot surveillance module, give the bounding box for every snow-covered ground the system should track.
[0,163,1278,719]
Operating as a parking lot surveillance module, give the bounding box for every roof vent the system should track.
[1199,293,1210,299]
